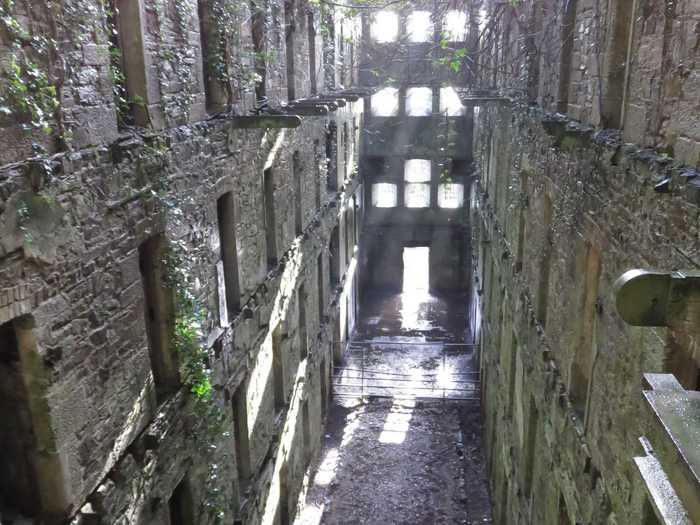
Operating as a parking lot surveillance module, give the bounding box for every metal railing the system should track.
[332,341,480,401]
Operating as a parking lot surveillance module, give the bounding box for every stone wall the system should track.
[357,4,475,298]
[0,0,365,523]
[472,0,699,522]
[474,104,699,524]
[0,0,119,165]
[481,0,700,163]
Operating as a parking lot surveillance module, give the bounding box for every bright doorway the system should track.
[402,246,430,292]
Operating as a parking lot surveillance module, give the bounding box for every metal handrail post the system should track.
[361,344,365,398]
[442,348,446,403]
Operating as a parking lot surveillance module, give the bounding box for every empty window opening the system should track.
[404,159,431,182]
[523,397,538,498]
[271,0,282,48]
[320,357,328,415]
[0,317,40,518]
[407,11,432,43]
[272,325,285,412]
[402,246,429,292]
[404,159,431,208]
[322,10,335,89]
[557,0,577,113]
[508,336,518,418]
[536,194,553,324]
[601,0,631,128]
[372,183,397,208]
[108,0,149,127]
[317,254,325,323]
[405,183,430,208]
[107,1,130,126]
[351,116,358,164]
[440,87,465,116]
[232,383,252,496]
[251,0,267,101]
[353,194,360,246]
[444,10,467,41]
[498,479,509,525]
[438,183,464,208]
[570,241,601,418]
[348,30,355,85]
[284,0,296,100]
[298,284,308,360]
[405,87,433,116]
[371,87,399,117]
[326,123,338,192]
[330,225,341,285]
[139,234,180,402]
[342,122,349,180]
[293,152,303,236]
[217,192,241,317]
[515,170,528,272]
[558,493,571,525]
[307,13,317,95]
[302,399,311,465]
[278,464,290,525]
[168,476,195,525]
[338,23,346,85]
[263,168,277,269]
[198,0,226,113]
[345,203,353,264]
[314,139,321,209]
[371,11,398,42]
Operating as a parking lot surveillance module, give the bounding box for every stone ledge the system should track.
[634,442,693,525]
[512,106,700,206]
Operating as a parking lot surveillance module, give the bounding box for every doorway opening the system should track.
[402,246,429,292]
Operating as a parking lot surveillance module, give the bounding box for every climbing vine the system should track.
[138,139,229,523]
[0,0,60,135]
[437,35,470,74]
[165,220,229,524]
[104,3,137,127]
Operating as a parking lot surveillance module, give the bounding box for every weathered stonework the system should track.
[472,0,700,516]
[473,103,699,523]
[0,0,364,523]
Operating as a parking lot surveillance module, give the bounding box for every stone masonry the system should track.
[472,0,700,523]
[0,0,364,523]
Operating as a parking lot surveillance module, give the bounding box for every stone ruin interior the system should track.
[0,0,698,524]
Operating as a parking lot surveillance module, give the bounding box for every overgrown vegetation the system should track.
[105,3,142,127]
[139,139,228,523]
[0,0,60,136]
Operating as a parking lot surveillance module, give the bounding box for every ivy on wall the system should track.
[137,139,229,522]
[0,0,60,136]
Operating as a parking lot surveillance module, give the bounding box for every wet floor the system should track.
[296,290,492,525]
[355,290,470,342]
[338,290,478,402]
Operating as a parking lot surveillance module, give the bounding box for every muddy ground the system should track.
[297,398,491,525]
[296,290,492,525]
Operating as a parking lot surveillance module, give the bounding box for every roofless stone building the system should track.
[0,0,697,523]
